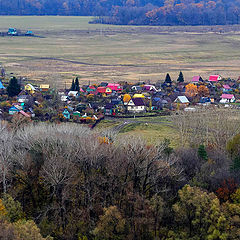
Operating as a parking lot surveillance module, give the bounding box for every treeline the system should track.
[1,0,240,26]
[98,0,240,26]
[0,110,240,239]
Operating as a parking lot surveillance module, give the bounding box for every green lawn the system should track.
[119,123,179,148]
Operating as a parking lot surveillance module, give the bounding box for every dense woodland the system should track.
[1,0,240,25]
[0,109,240,239]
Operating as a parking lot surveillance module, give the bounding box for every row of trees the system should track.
[0,119,239,239]
[1,0,240,26]
[96,0,240,26]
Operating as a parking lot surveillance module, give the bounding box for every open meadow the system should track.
[1,17,240,88]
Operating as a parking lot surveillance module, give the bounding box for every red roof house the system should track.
[97,87,107,94]
[107,83,122,91]
[209,75,221,82]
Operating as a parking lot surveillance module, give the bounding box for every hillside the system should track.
[1,0,240,26]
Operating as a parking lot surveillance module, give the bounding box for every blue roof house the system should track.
[0,81,5,89]
[63,109,70,119]
[9,106,20,115]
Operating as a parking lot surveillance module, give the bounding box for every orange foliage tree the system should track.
[216,179,238,202]
[185,83,198,98]
[198,85,209,97]
[123,94,131,103]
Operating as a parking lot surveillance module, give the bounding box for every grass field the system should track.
[96,117,179,147]
[1,16,240,87]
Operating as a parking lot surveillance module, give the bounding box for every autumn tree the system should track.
[172,185,228,239]
[198,85,209,97]
[123,94,131,103]
[2,195,24,222]
[185,83,198,98]
[93,206,126,240]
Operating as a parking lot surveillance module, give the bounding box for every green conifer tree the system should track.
[70,79,75,91]
[75,77,80,91]
[7,77,21,97]
[177,71,184,83]
[198,144,208,161]
[165,73,172,85]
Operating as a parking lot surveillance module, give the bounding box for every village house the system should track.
[62,109,71,119]
[127,98,146,113]
[192,76,203,83]
[174,96,190,108]
[209,75,222,82]
[143,84,158,92]
[68,91,79,97]
[9,106,19,115]
[133,93,145,98]
[222,84,231,93]
[40,84,50,92]
[25,84,36,94]
[104,103,117,116]
[220,94,235,104]
[132,85,142,91]
[0,80,5,91]
[107,83,122,92]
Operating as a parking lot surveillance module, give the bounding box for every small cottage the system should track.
[63,109,70,119]
[127,98,146,113]
[68,91,79,97]
[174,96,190,109]
[143,85,157,92]
[133,94,145,99]
[0,80,5,90]
[40,84,50,92]
[25,84,36,94]
[132,86,142,91]
[104,103,117,116]
[192,76,203,83]
[209,75,221,82]
[220,94,235,103]
[107,83,122,92]
[222,84,231,93]
[9,106,20,115]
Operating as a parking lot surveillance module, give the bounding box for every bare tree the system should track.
[0,123,14,193]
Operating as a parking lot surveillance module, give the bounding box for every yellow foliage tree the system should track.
[123,94,131,103]
[0,199,7,217]
[14,220,53,240]
[93,206,126,240]
[185,83,198,98]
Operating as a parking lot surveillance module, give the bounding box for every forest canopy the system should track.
[1,0,240,26]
